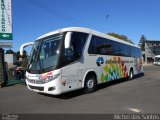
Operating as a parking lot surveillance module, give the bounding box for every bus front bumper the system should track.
[26,79,62,95]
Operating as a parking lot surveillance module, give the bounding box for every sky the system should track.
[1,0,160,53]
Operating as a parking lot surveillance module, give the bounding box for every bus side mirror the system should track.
[20,42,34,56]
[64,32,72,49]
[19,42,34,63]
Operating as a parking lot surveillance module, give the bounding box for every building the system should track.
[4,54,17,69]
[145,41,160,63]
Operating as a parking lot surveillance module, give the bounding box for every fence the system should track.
[5,67,26,86]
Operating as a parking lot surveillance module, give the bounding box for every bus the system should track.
[21,27,143,95]
[153,55,160,65]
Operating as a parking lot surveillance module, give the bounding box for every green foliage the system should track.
[138,35,146,51]
[20,57,28,70]
[107,33,134,44]
[16,50,28,60]
[5,49,16,54]
[16,50,28,70]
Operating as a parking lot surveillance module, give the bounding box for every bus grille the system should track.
[27,79,47,84]
[29,85,44,91]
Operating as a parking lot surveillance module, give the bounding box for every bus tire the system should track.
[129,69,134,80]
[84,75,97,93]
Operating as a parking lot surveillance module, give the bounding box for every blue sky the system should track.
[2,0,160,52]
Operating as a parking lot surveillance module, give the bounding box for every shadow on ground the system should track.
[39,73,144,99]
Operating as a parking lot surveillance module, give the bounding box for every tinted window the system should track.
[88,35,141,58]
[126,45,131,57]
[71,32,88,59]
[88,36,113,55]
[110,41,117,55]
[60,32,88,67]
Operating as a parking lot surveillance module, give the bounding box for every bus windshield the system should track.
[28,34,63,73]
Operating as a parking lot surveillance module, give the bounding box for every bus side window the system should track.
[61,32,88,66]
[89,36,115,55]
[88,36,96,54]
[71,32,88,59]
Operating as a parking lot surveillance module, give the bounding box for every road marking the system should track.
[129,108,141,113]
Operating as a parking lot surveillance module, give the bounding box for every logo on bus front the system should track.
[39,72,53,81]
[39,72,61,81]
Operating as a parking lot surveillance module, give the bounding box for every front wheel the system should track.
[84,75,97,93]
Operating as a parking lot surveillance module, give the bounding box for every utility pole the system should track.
[105,15,109,32]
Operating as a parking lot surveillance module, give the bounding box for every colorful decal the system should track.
[39,72,60,81]
[134,58,143,72]
[40,72,53,81]
[97,57,128,82]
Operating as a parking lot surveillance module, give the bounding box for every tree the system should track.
[138,35,146,51]
[107,33,134,44]
[16,50,28,69]
[5,49,16,54]
[16,50,28,60]
[20,57,29,70]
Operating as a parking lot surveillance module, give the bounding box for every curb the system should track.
[143,64,153,66]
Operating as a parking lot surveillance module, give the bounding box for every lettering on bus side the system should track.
[96,57,133,66]
[96,57,129,82]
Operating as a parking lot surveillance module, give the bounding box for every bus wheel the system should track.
[84,75,97,93]
[129,69,134,80]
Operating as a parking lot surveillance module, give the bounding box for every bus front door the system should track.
[61,63,79,92]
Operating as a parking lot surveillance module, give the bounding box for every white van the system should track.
[153,55,160,65]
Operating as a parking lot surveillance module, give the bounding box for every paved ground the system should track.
[0,65,160,114]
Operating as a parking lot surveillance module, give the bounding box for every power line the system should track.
[27,0,81,26]
[26,0,107,31]
[105,14,109,31]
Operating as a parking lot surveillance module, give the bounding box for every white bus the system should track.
[153,55,160,65]
[21,27,143,95]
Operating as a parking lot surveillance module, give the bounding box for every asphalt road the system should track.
[0,65,160,114]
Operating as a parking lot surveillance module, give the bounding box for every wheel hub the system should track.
[87,79,94,89]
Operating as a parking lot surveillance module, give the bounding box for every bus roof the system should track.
[37,27,140,48]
